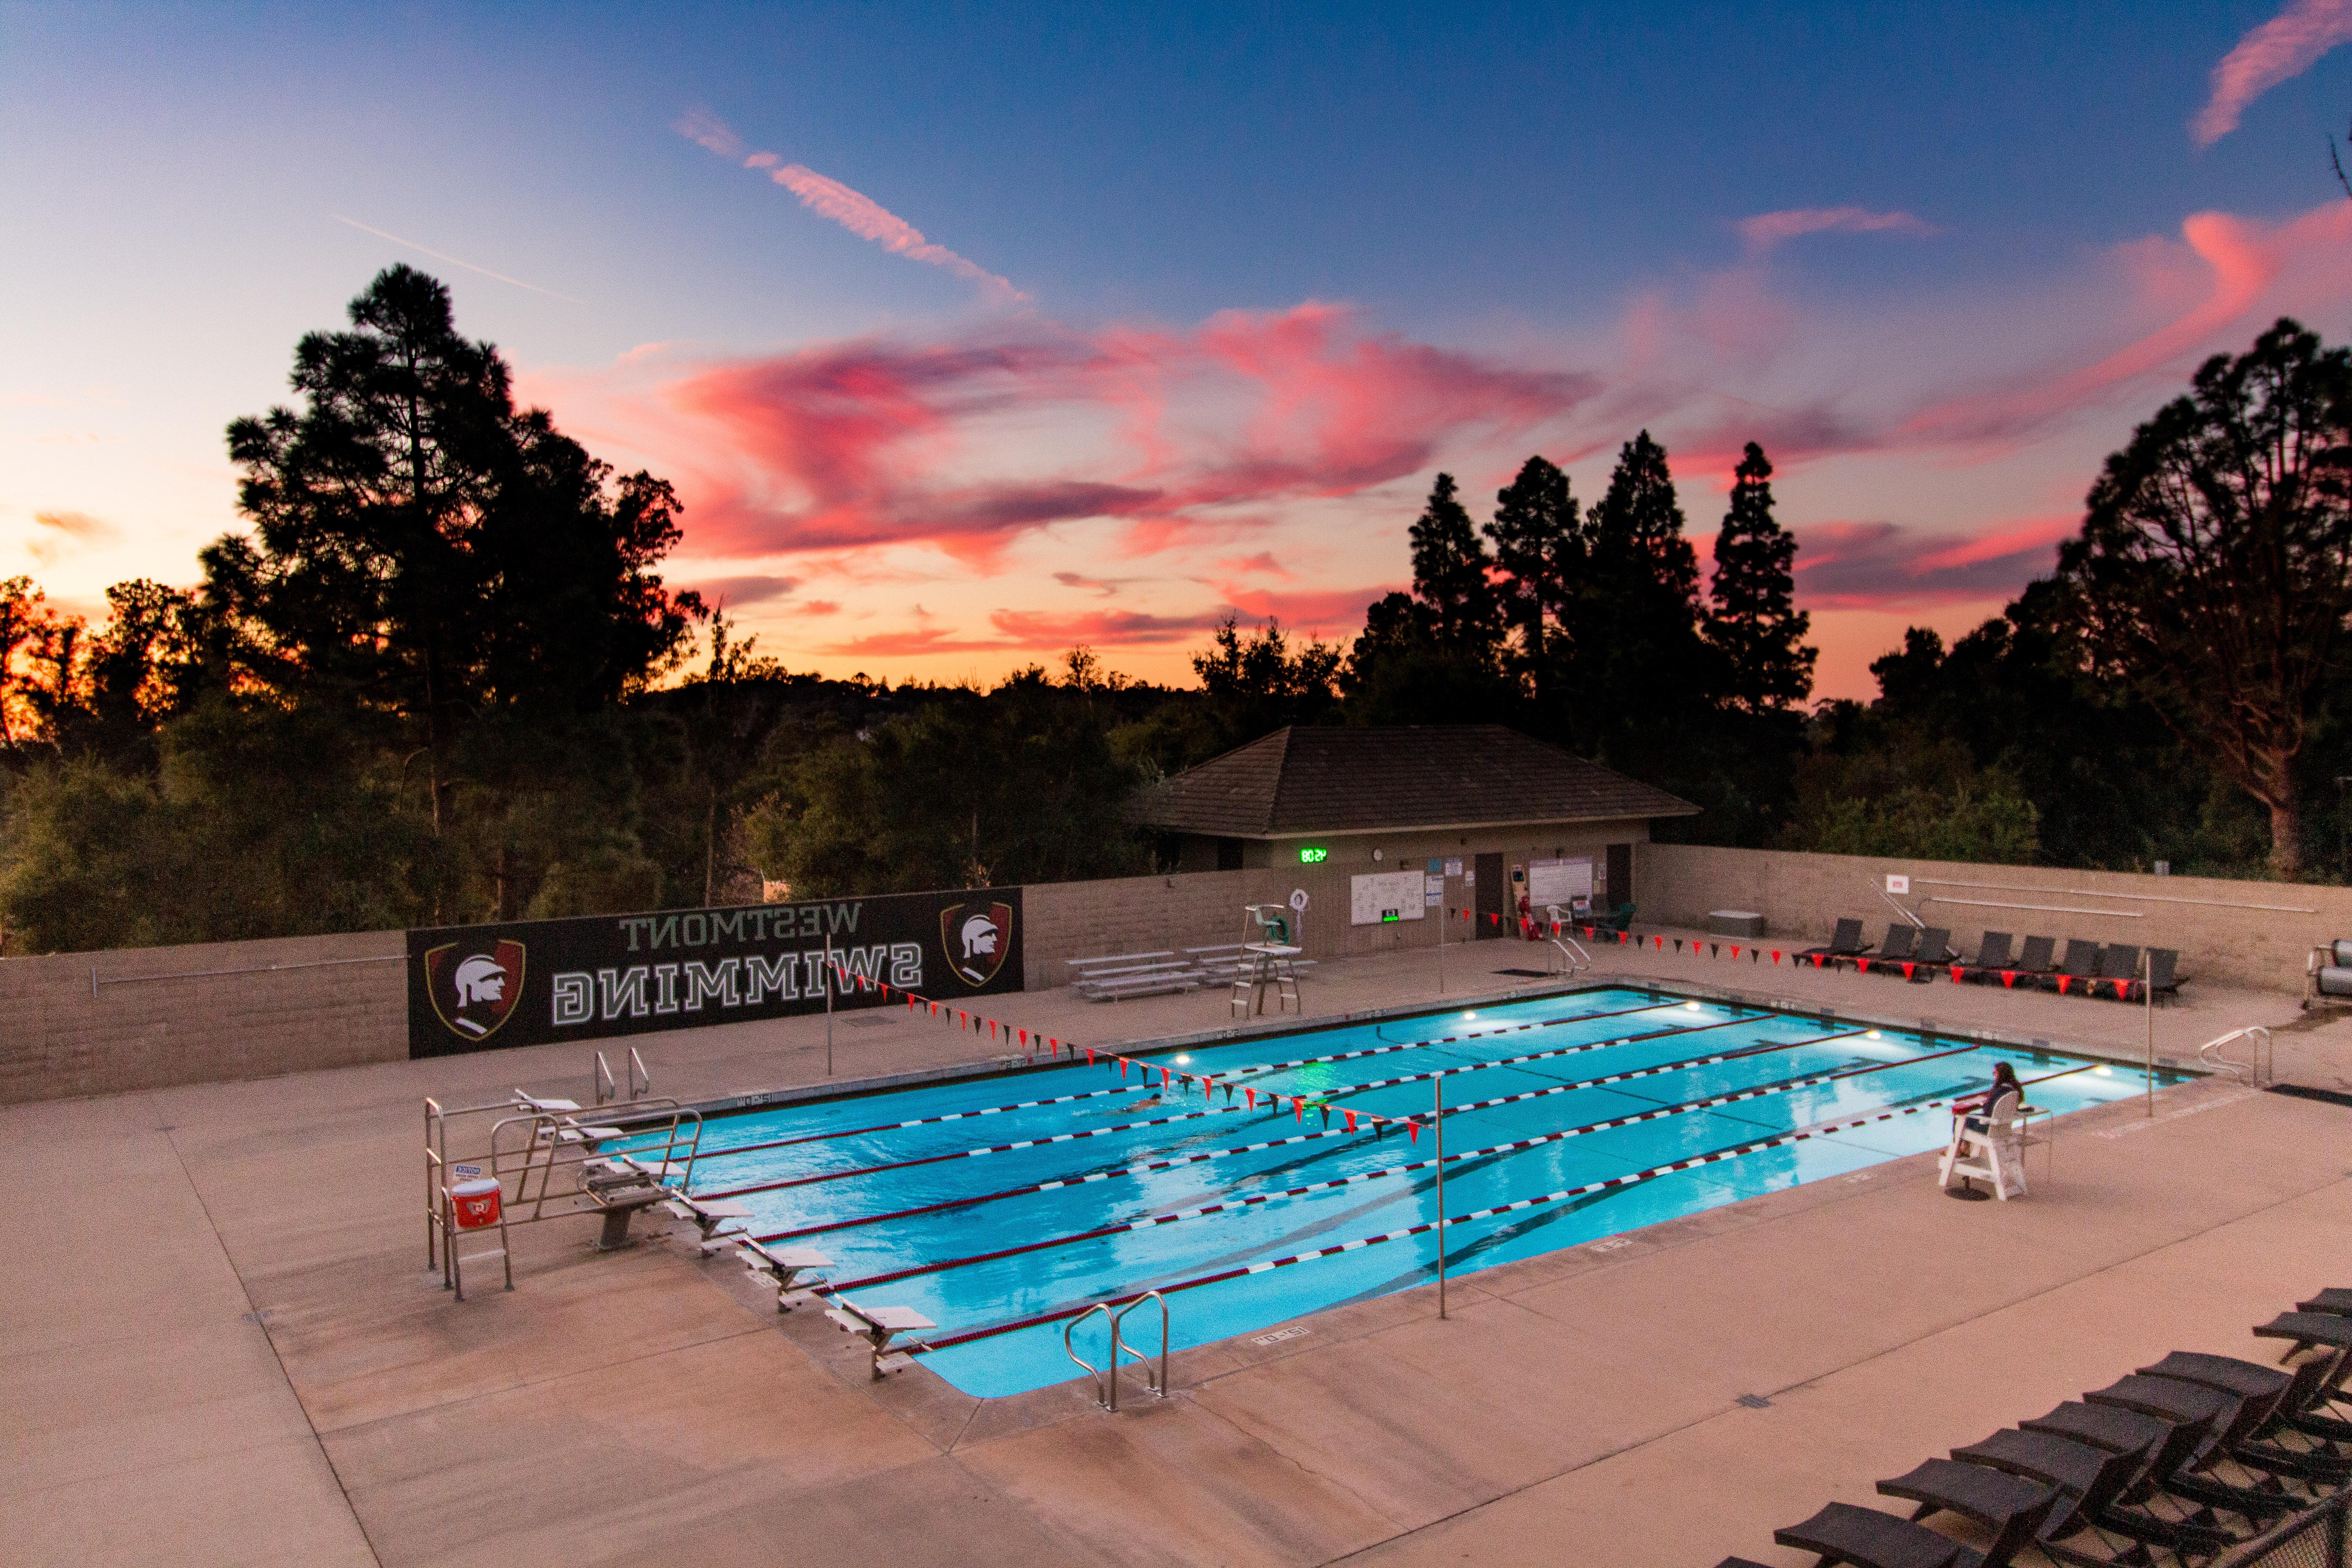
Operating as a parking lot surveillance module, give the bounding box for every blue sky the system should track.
[7,2,2352,695]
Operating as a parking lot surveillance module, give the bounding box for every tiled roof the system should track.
[1135,726,1698,836]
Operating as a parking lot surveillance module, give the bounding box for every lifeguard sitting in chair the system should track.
[1940,1060,2028,1200]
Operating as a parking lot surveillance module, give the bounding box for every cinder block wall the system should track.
[1635,842,2351,992]
[0,928,408,1104]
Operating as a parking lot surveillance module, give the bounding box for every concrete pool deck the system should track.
[8,927,2352,1565]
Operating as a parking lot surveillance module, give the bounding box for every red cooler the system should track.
[448,1178,503,1230]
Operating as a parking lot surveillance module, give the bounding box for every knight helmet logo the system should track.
[424,939,527,1040]
[938,902,1014,987]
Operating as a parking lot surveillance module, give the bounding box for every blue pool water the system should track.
[664,987,2173,1397]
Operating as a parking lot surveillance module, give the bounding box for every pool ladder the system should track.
[1064,1292,1171,1411]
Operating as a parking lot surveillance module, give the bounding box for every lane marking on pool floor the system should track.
[905,1061,2098,1355]
[748,1027,1873,1241]
[686,997,1674,1164]
[815,1041,1984,1292]
[703,1009,1796,1199]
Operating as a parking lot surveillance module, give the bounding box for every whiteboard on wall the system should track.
[1527,858,1593,913]
[1350,870,1427,925]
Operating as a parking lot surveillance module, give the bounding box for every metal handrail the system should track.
[423,1089,703,1278]
[2198,1026,2273,1086]
[1112,1291,1170,1403]
[1065,1303,1115,1408]
[628,1047,651,1101]
[594,1051,617,1106]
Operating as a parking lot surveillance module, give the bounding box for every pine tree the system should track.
[1706,442,1815,713]
[1485,455,1581,705]
[1587,430,1699,601]
[1407,472,1500,655]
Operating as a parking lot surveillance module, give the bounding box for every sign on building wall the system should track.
[404,887,1025,1058]
[1526,857,1594,914]
[1349,870,1427,925]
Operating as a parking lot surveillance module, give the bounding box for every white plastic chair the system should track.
[1940,1087,2027,1200]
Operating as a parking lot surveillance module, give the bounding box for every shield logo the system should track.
[424,939,527,1041]
[939,902,1014,987]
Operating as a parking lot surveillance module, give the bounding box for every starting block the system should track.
[824,1295,936,1378]
[664,1194,756,1250]
[737,1237,833,1309]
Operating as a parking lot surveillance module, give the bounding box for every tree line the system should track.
[3,268,2349,955]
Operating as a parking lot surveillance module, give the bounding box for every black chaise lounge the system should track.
[1945,1422,2237,1562]
[1860,924,1917,973]
[2015,935,2057,979]
[1874,1455,2068,1566]
[1961,931,2013,983]
[2051,939,2103,993]
[2092,944,2143,1001]
[1801,918,1872,967]
[1774,1498,2002,1568]
[2146,947,2184,1004]
[1915,926,1959,968]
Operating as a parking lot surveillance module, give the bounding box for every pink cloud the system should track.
[675,110,1025,303]
[1736,206,1937,252]
[1793,516,2073,610]
[1900,201,2352,450]
[641,304,1591,567]
[2193,0,2352,146]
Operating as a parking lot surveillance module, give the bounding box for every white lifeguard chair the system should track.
[1939,1087,2027,1200]
[1231,902,1304,1017]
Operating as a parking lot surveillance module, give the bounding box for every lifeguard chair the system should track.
[1231,902,1304,1017]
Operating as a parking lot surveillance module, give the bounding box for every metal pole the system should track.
[1434,1073,1447,1320]
[1438,894,1446,996]
[2144,948,2153,1118]
[825,933,835,1077]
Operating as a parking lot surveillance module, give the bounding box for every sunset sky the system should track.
[7,3,2352,699]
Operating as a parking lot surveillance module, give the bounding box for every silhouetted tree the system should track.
[2059,317,2352,876]
[1706,443,1814,714]
[1484,455,1581,708]
[1407,472,1501,656]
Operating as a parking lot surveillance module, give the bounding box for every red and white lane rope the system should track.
[906,1061,2096,1356]
[750,1025,1874,1241]
[816,1041,1983,1293]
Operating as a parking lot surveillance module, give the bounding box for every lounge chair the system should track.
[2083,1375,2302,1522]
[2018,1400,2257,1557]
[2138,1360,2350,1480]
[2015,935,2057,977]
[1927,1425,2220,1566]
[2092,944,2142,1002]
[1914,926,1958,969]
[2147,947,2184,1005]
[1858,924,1917,974]
[1960,931,2013,984]
[2049,938,2102,996]
[1800,917,1872,968]
[1773,1499,1999,1568]
[1874,1456,2063,1567]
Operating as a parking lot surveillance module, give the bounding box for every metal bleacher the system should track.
[1066,944,1317,1003]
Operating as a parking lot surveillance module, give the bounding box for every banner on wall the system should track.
[405,886,1025,1058]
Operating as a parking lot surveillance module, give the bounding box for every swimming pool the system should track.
[666,986,2174,1398]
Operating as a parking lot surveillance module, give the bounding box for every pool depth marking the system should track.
[817,1041,1982,1292]
[909,1061,2095,1356]
[751,1026,1872,1241]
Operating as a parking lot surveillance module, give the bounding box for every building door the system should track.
[1474,852,1505,938]
[1606,843,1634,914]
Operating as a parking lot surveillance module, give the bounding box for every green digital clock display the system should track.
[1298,846,1329,863]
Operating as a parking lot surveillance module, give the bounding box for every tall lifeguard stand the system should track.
[1231,901,1304,1017]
